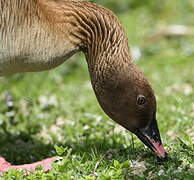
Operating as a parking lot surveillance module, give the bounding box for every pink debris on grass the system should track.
[0,157,56,175]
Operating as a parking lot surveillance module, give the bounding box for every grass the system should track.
[0,0,194,179]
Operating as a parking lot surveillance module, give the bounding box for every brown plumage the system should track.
[0,0,167,173]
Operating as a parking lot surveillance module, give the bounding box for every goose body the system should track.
[0,0,167,173]
[0,22,76,75]
[0,0,80,75]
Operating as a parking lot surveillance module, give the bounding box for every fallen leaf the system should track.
[167,130,178,140]
[130,160,147,175]
[165,83,193,96]
[158,169,165,176]
[186,128,194,142]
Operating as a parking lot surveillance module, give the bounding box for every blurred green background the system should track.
[0,0,194,179]
[94,0,194,56]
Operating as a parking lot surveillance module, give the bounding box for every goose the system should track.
[0,0,167,173]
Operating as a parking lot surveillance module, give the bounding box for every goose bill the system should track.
[135,118,166,158]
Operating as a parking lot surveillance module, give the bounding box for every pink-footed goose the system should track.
[0,0,167,173]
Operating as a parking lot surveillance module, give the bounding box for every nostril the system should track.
[151,128,161,143]
[152,131,157,138]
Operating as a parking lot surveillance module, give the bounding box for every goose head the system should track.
[91,62,166,159]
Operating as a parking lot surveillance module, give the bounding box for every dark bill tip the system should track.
[157,152,168,162]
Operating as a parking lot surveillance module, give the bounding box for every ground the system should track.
[0,0,194,179]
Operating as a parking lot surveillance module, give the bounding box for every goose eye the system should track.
[137,95,146,105]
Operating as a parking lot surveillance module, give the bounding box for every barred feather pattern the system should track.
[0,0,133,89]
